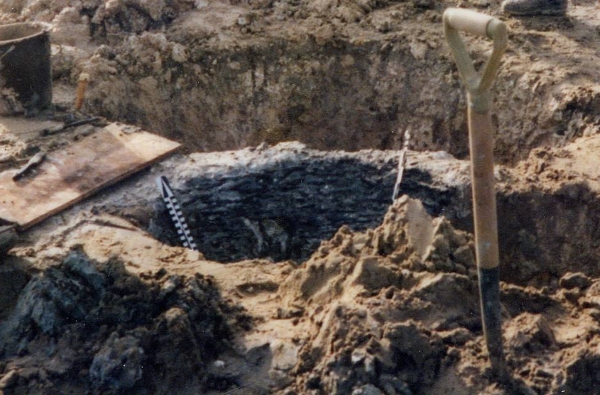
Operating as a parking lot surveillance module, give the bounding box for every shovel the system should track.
[443,8,508,377]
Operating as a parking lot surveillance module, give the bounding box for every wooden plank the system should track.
[0,123,180,229]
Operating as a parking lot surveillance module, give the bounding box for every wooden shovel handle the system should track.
[470,101,507,378]
[468,109,500,270]
[443,8,495,37]
[444,8,508,378]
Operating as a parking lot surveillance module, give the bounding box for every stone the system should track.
[453,245,475,268]
[350,256,399,291]
[440,327,473,346]
[505,313,557,353]
[352,384,384,395]
[90,334,145,390]
[379,374,413,395]
[271,340,299,372]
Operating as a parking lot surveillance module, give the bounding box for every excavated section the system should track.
[149,146,455,263]
[146,144,600,288]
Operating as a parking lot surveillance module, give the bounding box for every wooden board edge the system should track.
[17,141,181,230]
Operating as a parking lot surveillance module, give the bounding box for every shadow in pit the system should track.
[496,181,600,287]
[0,255,35,321]
[444,180,600,287]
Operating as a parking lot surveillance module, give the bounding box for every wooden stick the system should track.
[74,72,90,111]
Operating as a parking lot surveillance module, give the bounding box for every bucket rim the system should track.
[0,22,49,46]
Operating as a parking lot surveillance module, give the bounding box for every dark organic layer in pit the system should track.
[148,146,455,263]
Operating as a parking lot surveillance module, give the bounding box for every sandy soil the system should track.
[1,0,600,394]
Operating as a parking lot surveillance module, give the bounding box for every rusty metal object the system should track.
[40,117,100,137]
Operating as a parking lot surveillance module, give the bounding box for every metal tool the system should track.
[443,8,508,377]
[40,117,100,137]
[156,175,198,251]
[12,151,46,181]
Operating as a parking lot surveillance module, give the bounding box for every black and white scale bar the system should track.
[156,176,198,251]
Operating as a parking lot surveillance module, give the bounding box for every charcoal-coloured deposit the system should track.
[149,145,456,263]
[0,250,249,394]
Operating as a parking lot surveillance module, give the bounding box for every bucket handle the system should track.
[0,45,15,61]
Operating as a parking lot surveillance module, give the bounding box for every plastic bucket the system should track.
[0,23,52,115]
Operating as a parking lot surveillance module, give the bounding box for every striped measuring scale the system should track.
[156,176,198,251]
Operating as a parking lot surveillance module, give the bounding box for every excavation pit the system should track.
[147,144,456,263]
[2,0,600,392]
[6,141,600,395]
[136,141,600,289]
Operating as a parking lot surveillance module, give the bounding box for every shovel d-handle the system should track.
[443,8,507,112]
[443,8,508,378]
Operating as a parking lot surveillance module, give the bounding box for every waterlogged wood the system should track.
[0,123,180,229]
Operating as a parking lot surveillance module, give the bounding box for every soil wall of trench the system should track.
[84,33,467,155]
[41,0,600,165]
